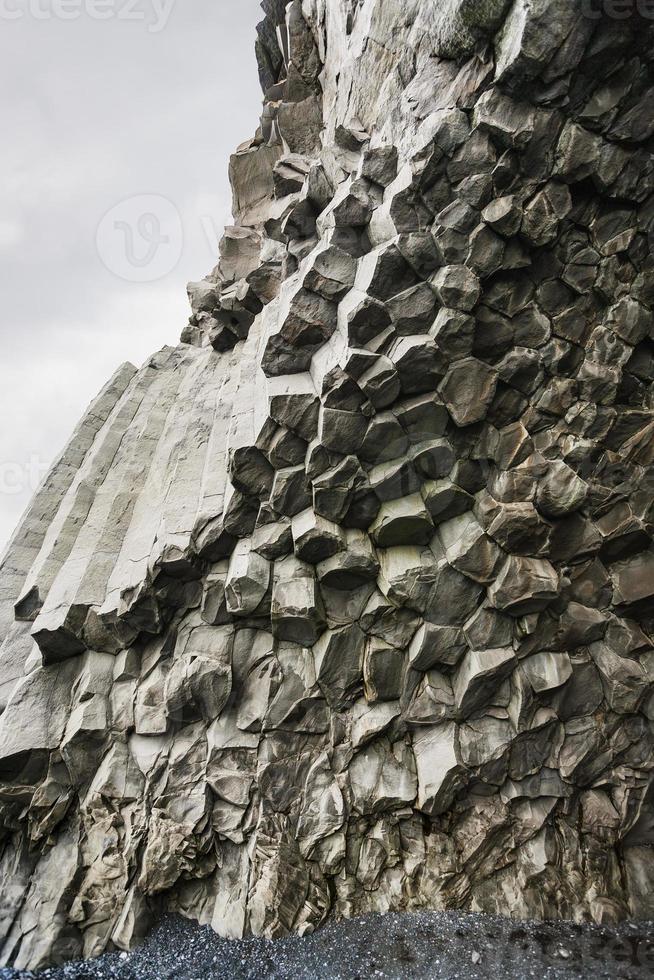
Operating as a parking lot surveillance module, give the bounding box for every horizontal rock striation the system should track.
[2,0,654,970]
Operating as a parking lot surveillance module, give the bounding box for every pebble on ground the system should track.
[1,910,652,980]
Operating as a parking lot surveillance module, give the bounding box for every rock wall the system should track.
[2,0,654,970]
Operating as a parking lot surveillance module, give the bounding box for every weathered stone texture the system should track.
[1,0,654,969]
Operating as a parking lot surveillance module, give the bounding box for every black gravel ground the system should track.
[2,910,652,980]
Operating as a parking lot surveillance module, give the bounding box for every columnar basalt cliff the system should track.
[1,0,654,970]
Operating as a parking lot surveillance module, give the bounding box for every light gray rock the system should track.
[225,539,271,617]
[588,641,647,714]
[438,513,502,584]
[488,556,559,615]
[460,716,514,783]
[536,461,588,519]
[405,670,455,726]
[349,739,417,816]
[408,622,466,672]
[521,652,573,694]
[252,519,293,562]
[413,723,465,816]
[454,648,516,718]
[271,557,325,646]
[349,698,401,749]
[377,546,437,615]
[165,625,233,722]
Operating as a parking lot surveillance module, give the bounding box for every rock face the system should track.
[1,0,654,970]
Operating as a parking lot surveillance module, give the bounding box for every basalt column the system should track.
[1,0,654,971]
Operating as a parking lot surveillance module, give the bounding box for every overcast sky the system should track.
[0,0,264,550]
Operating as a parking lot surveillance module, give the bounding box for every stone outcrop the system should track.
[2,0,654,970]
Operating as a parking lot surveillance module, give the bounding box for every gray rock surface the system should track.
[1,0,654,971]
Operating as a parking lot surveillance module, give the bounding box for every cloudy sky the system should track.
[0,0,264,550]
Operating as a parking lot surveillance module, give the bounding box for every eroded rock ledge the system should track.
[1,0,654,971]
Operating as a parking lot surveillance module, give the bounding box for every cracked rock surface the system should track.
[1,0,654,971]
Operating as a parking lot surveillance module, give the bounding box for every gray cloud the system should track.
[0,0,264,548]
